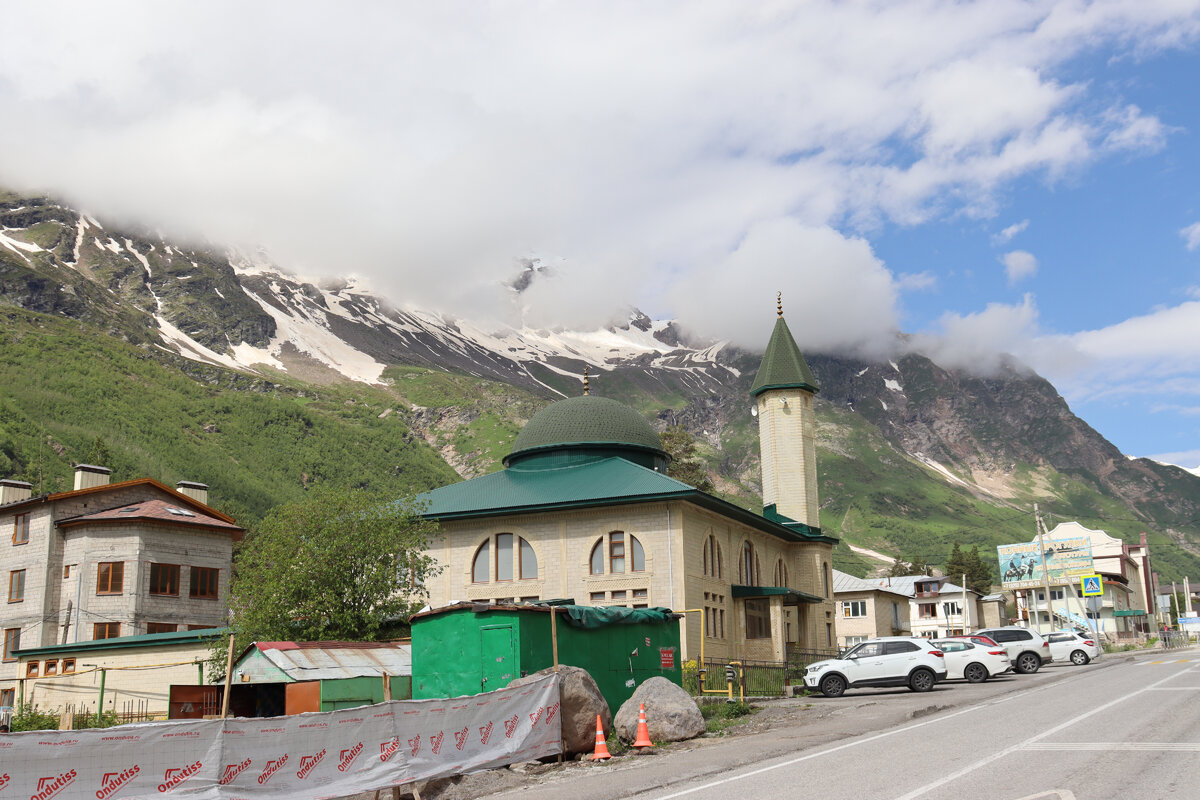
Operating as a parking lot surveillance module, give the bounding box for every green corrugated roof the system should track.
[505,395,667,465]
[418,457,835,544]
[750,316,819,396]
[14,627,228,657]
[731,585,826,603]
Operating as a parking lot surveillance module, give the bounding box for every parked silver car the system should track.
[974,626,1053,674]
[1046,630,1101,665]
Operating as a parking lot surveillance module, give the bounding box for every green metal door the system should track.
[480,625,515,693]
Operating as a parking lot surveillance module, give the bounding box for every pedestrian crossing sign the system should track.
[1081,574,1103,596]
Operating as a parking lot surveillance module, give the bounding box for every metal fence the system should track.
[685,648,838,698]
[1160,631,1198,650]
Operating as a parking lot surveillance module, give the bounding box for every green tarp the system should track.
[553,604,678,629]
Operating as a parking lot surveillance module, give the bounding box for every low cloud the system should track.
[0,2,1191,335]
[1181,222,1200,251]
[991,219,1029,245]
[1001,250,1039,283]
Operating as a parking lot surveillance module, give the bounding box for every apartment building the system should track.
[1,466,241,707]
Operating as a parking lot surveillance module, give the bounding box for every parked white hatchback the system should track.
[1046,630,1102,665]
[932,638,1012,682]
[804,636,948,697]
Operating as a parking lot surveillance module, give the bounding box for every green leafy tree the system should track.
[886,555,933,577]
[943,542,997,595]
[86,436,113,469]
[219,489,440,673]
[660,425,715,493]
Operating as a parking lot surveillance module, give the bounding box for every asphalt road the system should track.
[488,649,1200,800]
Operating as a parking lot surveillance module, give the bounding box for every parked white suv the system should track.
[974,626,1053,673]
[804,637,948,697]
[1046,630,1101,665]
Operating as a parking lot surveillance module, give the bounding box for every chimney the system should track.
[175,481,209,506]
[73,464,112,491]
[0,479,33,505]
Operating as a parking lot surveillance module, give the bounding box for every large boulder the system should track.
[508,665,610,755]
[614,676,705,744]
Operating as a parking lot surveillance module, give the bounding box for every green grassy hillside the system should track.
[0,308,459,524]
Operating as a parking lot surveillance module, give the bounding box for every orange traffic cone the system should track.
[589,714,612,760]
[633,703,653,748]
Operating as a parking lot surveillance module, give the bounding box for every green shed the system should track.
[411,602,682,712]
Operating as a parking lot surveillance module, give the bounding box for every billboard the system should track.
[997,535,1094,589]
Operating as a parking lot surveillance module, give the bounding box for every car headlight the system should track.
[807,663,827,674]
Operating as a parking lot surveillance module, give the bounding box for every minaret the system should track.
[751,293,820,530]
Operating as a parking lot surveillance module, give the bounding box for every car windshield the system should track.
[843,642,881,659]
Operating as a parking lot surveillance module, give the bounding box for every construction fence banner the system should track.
[0,672,560,800]
[997,535,1094,590]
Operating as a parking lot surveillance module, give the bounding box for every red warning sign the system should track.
[659,647,675,669]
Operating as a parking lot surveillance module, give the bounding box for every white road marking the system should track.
[1023,742,1200,751]
[1012,792,1076,800]
[649,667,1088,800]
[890,663,1200,800]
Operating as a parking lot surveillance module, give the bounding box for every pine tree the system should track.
[660,425,715,493]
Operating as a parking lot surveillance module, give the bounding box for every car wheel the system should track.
[963,662,988,683]
[1016,652,1041,674]
[819,674,847,698]
[1070,649,1090,666]
[908,668,935,692]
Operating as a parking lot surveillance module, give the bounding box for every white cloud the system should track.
[1001,250,1039,283]
[907,294,1044,374]
[0,1,1193,333]
[897,272,938,291]
[1182,222,1200,251]
[992,219,1030,245]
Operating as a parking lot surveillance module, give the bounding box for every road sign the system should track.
[1081,574,1103,596]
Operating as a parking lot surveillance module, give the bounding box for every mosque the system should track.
[417,300,838,663]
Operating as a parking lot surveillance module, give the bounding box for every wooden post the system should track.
[550,607,560,672]
[382,671,392,702]
[220,633,235,718]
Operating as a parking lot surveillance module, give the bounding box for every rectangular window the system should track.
[942,601,961,617]
[0,688,13,707]
[745,598,770,639]
[1050,589,1064,601]
[8,569,25,602]
[189,566,220,599]
[844,635,869,646]
[97,561,124,594]
[3,628,19,661]
[149,563,180,596]
[94,622,121,640]
[918,602,937,619]
[841,600,867,618]
[62,658,75,673]
[63,565,72,579]
[12,513,30,545]
[26,661,38,678]
[590,592,605,603]
[44,660,58,676]
[610,590,627,601]
[610,532,625,574]
[147,622,177,634]
[187,624,217,631]
[633,588,647,600]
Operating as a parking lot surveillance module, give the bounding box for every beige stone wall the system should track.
[426,499,835,664]
[16,641,212,717]
[756,389,819,528]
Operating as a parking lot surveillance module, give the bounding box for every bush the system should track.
[9,705,61,732]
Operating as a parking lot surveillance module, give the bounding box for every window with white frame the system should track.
[841,600,867,618]
[590,531,645,575]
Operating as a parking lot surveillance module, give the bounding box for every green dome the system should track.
[504,395,669,471]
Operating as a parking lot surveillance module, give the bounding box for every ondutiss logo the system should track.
[257,755,288,785]
[218,757,252,785]
[31,770,77,800]
[296,749,326,779]
[96,765,140,799]
[337,742,363,772]
[157,762,202,792]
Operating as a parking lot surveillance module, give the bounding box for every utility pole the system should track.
[962,573,969,633]
[1033,504,1057,633]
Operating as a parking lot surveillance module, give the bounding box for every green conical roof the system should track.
[750,316,819,396]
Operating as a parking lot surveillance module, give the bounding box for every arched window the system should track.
[703,535,723,578]
[590,532,646,575]
[774,559,788,588]
[740,541,760,585]
[823,562,830,598]
[472,534,538,583]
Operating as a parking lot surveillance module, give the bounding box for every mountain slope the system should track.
[3,189,1200,581]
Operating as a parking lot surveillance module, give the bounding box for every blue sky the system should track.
[3,2,1200,467]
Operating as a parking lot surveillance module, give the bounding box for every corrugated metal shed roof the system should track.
[238,641,411,681]
[832,570,911,598]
